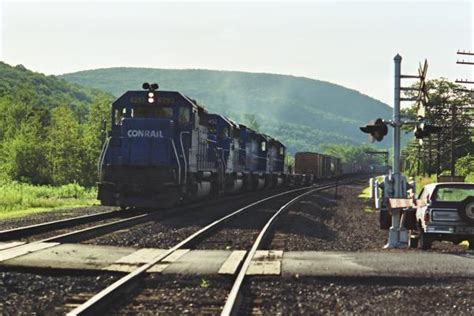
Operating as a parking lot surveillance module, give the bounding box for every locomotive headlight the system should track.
[148,97,154,103]
[148,92,154,98]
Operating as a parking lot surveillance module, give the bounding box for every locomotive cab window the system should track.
[114,108,127,125]
[219,127,229,140]
[261,141,266,151]
[279,147,284,155]
[132,106,173,119]
[178,107,190,125]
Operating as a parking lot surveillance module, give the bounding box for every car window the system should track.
[435,186,474,202]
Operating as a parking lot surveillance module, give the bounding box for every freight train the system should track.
[97,84,367,209]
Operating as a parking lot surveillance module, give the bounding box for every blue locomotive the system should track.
[98,83,287,208]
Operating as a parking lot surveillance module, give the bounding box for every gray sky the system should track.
[0,0,472,105]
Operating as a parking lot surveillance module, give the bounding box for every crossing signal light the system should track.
[360,118,388,142]
[414,122,442,139]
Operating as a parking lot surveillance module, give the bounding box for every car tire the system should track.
[458,196,474,224]
[419,232,433,250]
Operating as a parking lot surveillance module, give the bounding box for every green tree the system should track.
[455,154,474,178]
[46,106,83,185]
[81,95,112,186]
[402,78,474,176]
[321,143,384,165]
[0,99,50,183]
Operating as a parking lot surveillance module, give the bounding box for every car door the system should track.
[416,187,432,229]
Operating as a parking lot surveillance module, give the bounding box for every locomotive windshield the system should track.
[132,106,173,119]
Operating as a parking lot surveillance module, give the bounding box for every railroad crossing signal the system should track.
[410,60,443,141]
[361,55,431,249]
[414,121,442,139]
[416,59,429,119]
[360,118,388,142]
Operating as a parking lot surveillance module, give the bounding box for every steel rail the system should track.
[0,186,300,253]
[221,183,337,316]
[39,213,152,244]
[0,209,123,241]
[67,183,323,316]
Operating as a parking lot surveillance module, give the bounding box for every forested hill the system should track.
[61,68,392,153]
[0,62,110,118]
[0,61,113,186]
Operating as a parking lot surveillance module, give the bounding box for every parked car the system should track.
[410,182,474,250]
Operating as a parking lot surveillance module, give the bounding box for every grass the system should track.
[0,181,98,219]
[465,173,474,183]
[358,181,376,213]
[413,175,437,194]
[358,186,371,199]
[359,175,435,201]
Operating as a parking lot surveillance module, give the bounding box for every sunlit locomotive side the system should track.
[97,84,287,208]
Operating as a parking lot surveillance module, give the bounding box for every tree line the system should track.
[401,79,474,179]
[0,94,112,187]
[0,62,114,187]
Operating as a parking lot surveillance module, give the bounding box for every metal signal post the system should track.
[386,54,406,248]
[386,54,430,248]
[360,55,429,248]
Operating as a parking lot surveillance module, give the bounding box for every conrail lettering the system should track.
[127,130,164,138]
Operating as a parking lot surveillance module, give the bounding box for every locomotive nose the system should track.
[121,117,175,166]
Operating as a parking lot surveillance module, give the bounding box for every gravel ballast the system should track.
[269,181,470,252]
[84,189,304,249]
[242,276,474,315]
[110,275,232,315]
[0,270,120,315]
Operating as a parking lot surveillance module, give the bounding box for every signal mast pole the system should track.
[393,55,402,197]
[386,54,404,248]
[360,54,428,248]
[387,54,427,248]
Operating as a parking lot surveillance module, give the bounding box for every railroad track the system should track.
[220,184,338,315]
[66,180,350,315]
[0,209,137,242]
[0,185,301,249]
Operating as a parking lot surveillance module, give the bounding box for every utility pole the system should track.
[454,50,474,177]
[450,103,456,177]
[428,134,432,177]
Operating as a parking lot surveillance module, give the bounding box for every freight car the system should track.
[294,152,374,179]
[294,152,341,179]
[97,84,289,208]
